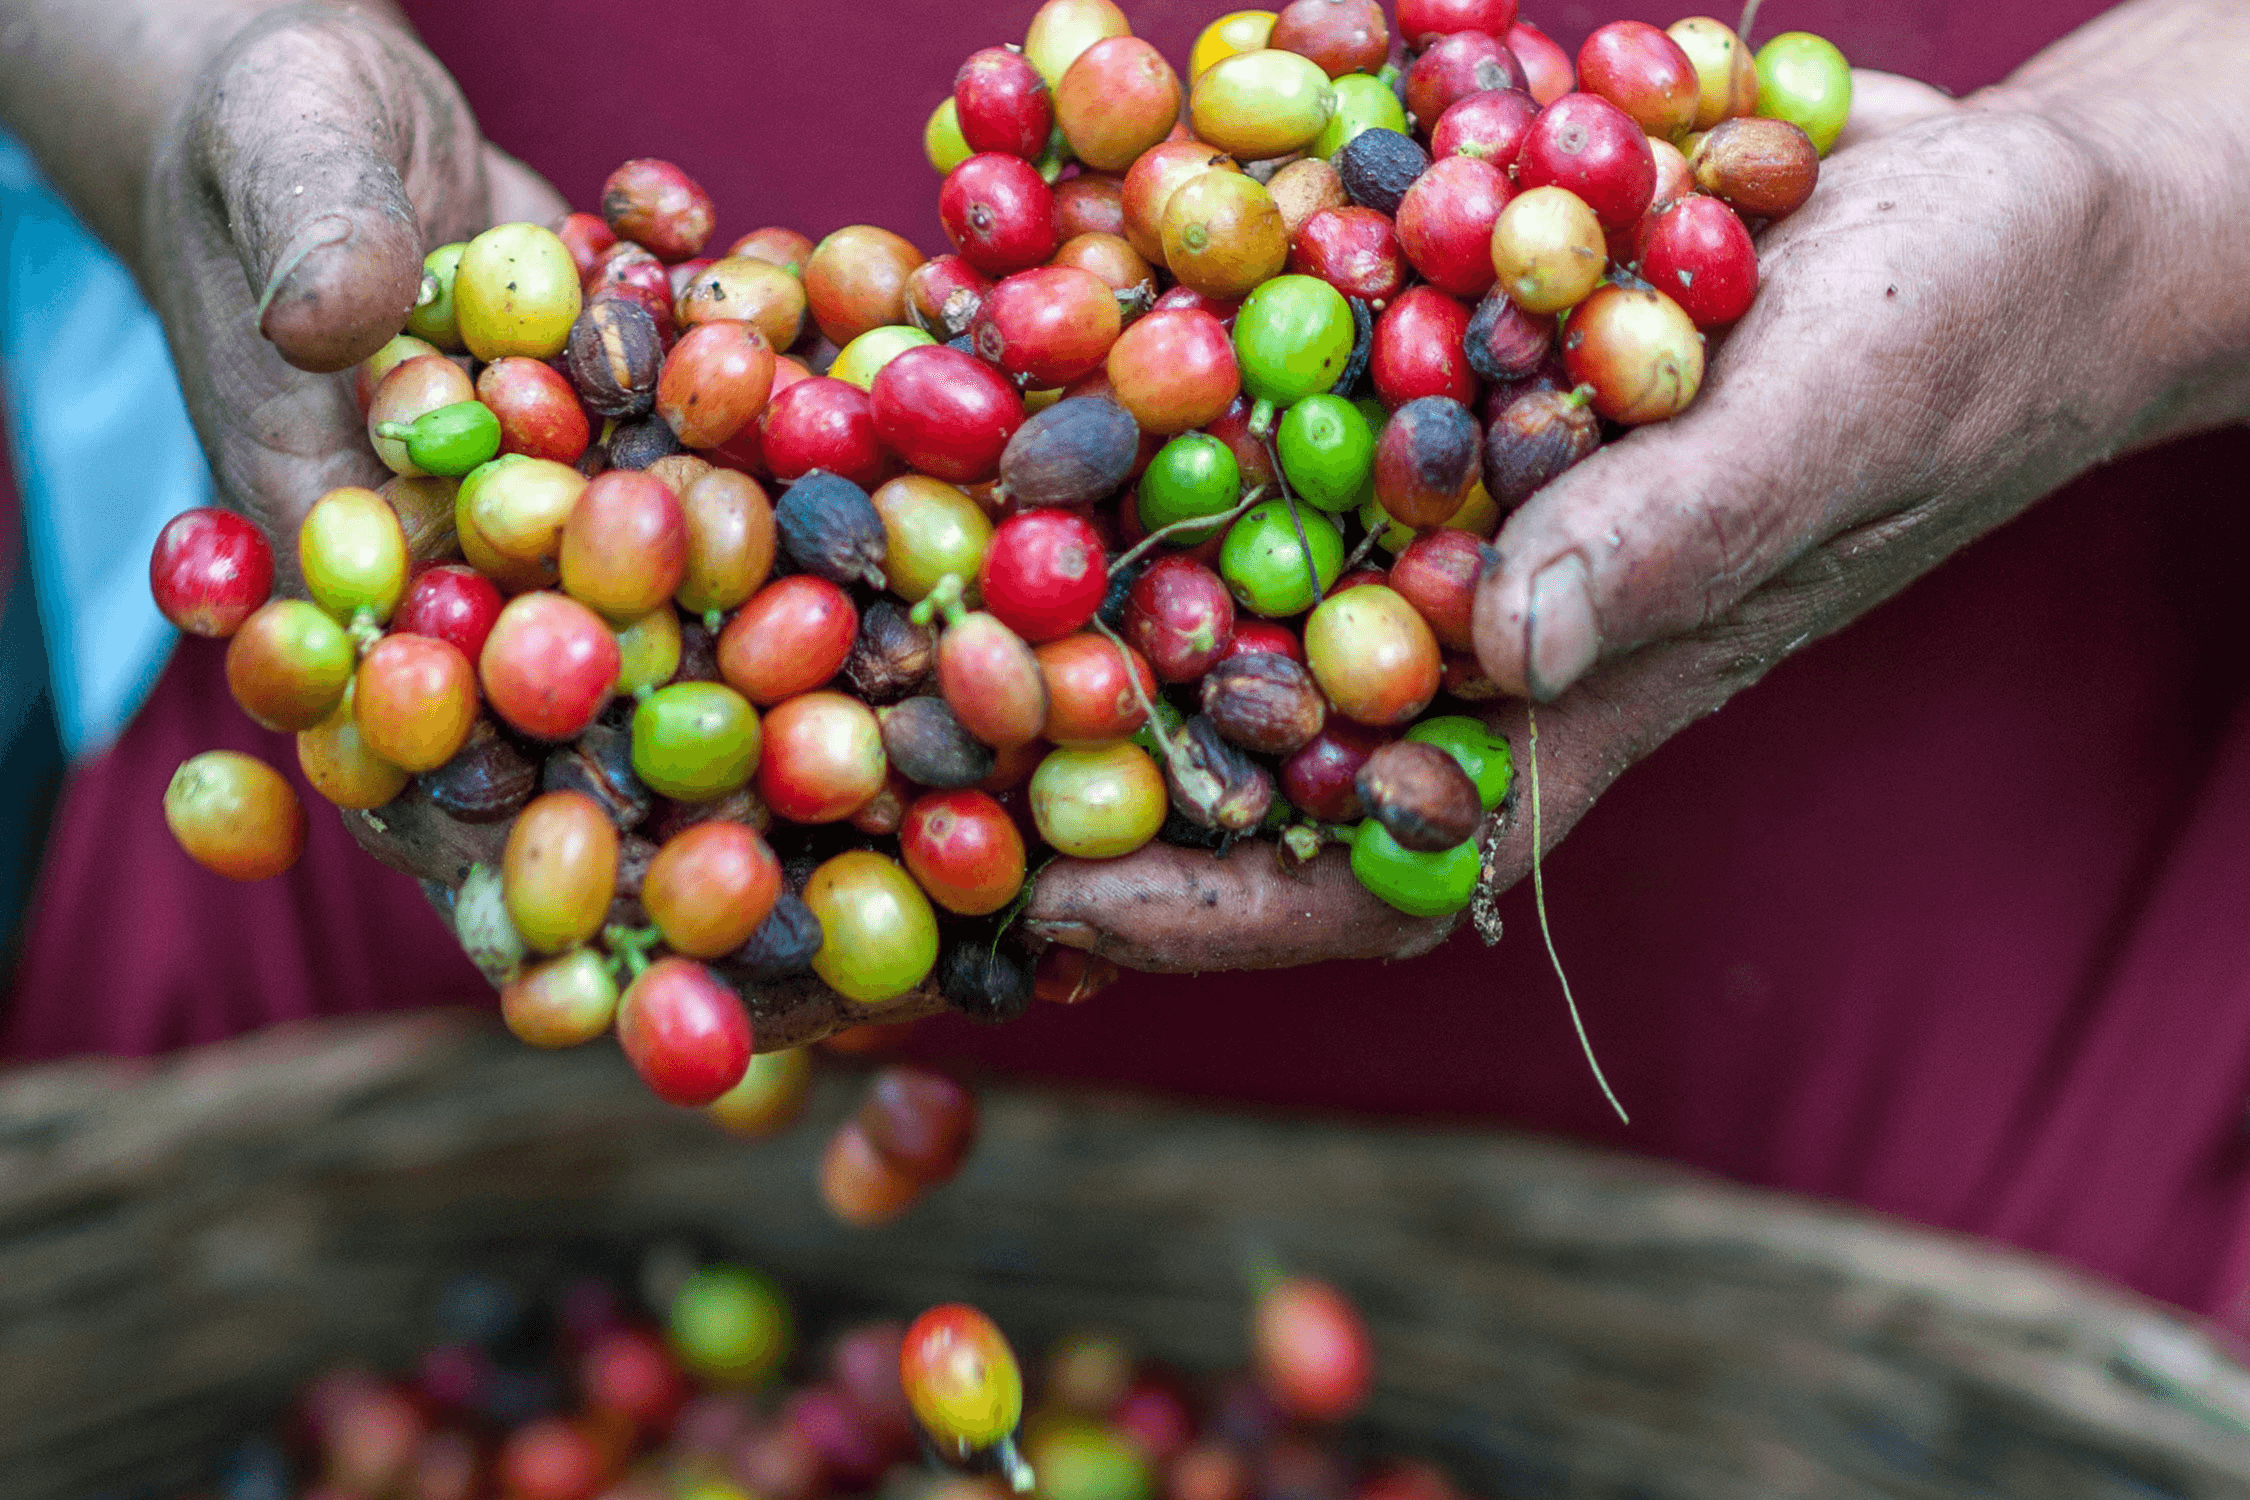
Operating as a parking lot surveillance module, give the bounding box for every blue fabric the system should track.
[0,132,203,756]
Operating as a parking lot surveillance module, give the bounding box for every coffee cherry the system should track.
[804,850,939,1004]
[1057,37,1181,171]
[1369,287,1475,408]
[707,1047,815,1137]
[1121,142,1242,265]
[1639,195,1758,328]
[871,345,1026,484]
[1125,555,1235,683]
[1190,48,1337,161]
[900,790,1026,915]
[905,254,995,341]
[941,154,1059,277]
[1563,281,1705,423]
[354,634,477,775]
[300,485,409,626]
[998,397,1142,508]
[1689,116,1820,219]
[1026,0,1133,87]
[955,46,1054,161]
[1387,528,1489,649]
[501,950,619,1049]
[1374,396,1483,528]
[1754,31,1852,155]
[1577,21,1700,138]
[480,592,620,741]
[1219,499,1344,617]
[823,1118,929,1226]
[759,377,888,489]
[150,507,273,638]
[226,599,355,732]
[1404,33,1526,130]
[1106,308,1241,435]
[1288,207,1409,306]
[1508,19,1576,104]
[455,223,583,361]
[165,751,306,881]
[1304,585,1440,726]
[1395,155,1513,299]
[478,357,591,464]
[657,320,777,450]
[757,692,886,824]
[504,791,620,953]
[1668,17,1758,131]
[1281,719,1389,821]
[602,159,715,262]
[1395,0,1517,47]
[618,957,753,1106]
[972,266,1124,389]
[979,510,1108,644]
[298,686,409,811]
[1162,172,1290,303]
[1515,93,1657,230]
[1430,88,1540,167]
[720,576,858,705]
[645,820,782,958]
[901,1304,1024,1456]
[560,469,689,622]
[934,607,1050,750]
[1490,185,1605,314]
[1252,1278,1372,1421]
[1032,741,1167,858]
[676,256,808,352]
[677,469,777,616]
[804,226,928,346]
[1270,0,1389,78]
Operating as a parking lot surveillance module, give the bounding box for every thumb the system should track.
[1471,363,1829,701]
[192,12,444,372]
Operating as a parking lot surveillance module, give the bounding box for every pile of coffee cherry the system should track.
[204,1255,1387,1500]
[150,0,1845,1112]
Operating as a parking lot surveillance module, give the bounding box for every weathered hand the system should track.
[1023,51,2250,973]
[141,1,564,565]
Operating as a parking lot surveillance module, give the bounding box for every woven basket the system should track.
[6,1011,2250,1500]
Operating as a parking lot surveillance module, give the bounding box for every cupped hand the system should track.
[1023,71,2195,972]
[142,2,564,567]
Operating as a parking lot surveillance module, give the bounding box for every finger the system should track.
[1833,69,1956,153]
[1472,110,2032,702]
[190,11,468,372]
[1023,840,1457,972]
[483,143,571,231]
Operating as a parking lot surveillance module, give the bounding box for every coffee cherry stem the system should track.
[1091,615,1182,766]
[604,922,664,982]
[1260,431,1328,608]
[909,572,971,632]
[1737,0,1766,45]
[1108,484,1268,577]
[996,1434,1036,1494]
[704,608,726,634]
[1247,399,1277,439]
[1525,704,1629,1125]
[1339,522,1388,576]
[348,607,385,658]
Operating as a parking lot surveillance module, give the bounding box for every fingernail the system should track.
[1523,554,1597,703]
[256,212,355,324]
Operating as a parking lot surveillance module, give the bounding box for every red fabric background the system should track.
[12,0,2250,1320]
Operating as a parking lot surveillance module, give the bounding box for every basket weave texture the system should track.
[5,1012,2250,1500]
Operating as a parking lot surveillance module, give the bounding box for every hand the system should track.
[140,2,565,565]
[1021,55,2250,972]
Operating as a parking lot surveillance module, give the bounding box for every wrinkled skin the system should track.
[140,5,567,571]
[1026,30,2250,970]
[56,2,2250,1037]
